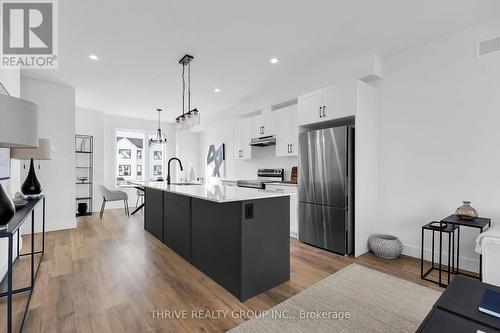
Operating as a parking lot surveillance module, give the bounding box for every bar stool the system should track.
[135,189,145,208]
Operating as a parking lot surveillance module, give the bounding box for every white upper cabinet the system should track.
[275,104,298,157]
[233,119,252,160]
[253,110,276,137]
[297,89,322,126]
[323,81,356,121]
[297,80,356,126]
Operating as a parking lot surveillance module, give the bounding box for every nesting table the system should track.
[421,214,491,287]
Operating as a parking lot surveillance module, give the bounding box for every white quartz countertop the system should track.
[134,181,290,203]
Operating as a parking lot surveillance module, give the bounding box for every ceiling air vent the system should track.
[477,36,500,57]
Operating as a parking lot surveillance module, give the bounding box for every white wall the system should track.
[21,78,76,232]
[377,17,500,271]
[176,131,202,181]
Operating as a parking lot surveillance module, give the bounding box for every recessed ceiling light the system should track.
[270,58,278,64]
[214,88,220,93]
[89,54,99,60]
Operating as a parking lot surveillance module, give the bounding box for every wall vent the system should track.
[477,36,500,57]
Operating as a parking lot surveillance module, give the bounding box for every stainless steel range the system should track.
[237,169,284,189]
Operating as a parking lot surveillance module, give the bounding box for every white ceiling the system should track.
[22,0,500,121]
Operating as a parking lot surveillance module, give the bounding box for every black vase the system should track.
[78,203,88,215]
[21,158,42,195]
[0,184,15,226]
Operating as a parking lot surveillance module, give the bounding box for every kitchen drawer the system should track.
[265,184,297,194]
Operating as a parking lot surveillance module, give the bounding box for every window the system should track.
[116,130,145,186]
[115,130,168,185]
[149,134,165,181]
[118,165,131,176]
[119,149,131,159]
[153,165,162,176]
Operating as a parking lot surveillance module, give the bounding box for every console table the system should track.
[0,196,46,333]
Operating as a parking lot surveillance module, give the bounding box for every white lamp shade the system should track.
[11,138,52,160]
[0,93,39,148]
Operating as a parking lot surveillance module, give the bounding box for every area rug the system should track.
[229,264,441,333]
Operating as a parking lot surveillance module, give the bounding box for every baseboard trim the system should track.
[402,243,479,273]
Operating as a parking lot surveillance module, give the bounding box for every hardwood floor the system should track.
[1,208,445,333]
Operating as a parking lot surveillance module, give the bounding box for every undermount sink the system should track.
[170,182,202,186]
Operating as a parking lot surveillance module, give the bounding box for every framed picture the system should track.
[153,151,162,160]
[0,148,10,180]
[119,149,131,159]
[137,165,142,176]
[118,164,131,176]
[153,165,162,175]
[137,149,142,159]
[206,143,225,177]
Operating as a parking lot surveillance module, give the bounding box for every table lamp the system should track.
[11,138,52,195]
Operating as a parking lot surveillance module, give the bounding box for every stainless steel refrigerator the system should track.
[298,126,354,255]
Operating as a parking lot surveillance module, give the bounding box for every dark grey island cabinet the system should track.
[191,197,290,301]
[141,183,290,302]
[144,187,164,241]
[163,192,191,261]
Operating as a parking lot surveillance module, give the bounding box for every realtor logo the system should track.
[1,0,58,69]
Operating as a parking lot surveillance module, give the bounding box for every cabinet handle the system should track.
[290,144,293,154]
[323,105,326,117]
[319,106,322,118]
[262,126,265,134]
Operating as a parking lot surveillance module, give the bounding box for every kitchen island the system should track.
[138,182,290,302]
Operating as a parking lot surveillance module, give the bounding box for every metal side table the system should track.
[0,196,45,333]
[421,222,458,287]
[440,214,491,281]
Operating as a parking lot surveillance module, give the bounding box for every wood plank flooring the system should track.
[1,208,445,333]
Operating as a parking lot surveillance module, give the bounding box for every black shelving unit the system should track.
[75,135,94,216]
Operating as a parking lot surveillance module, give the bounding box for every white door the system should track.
[265,184,298,237]
[233,123,243,159]
[261,112,276,136]
[297,89,323,126]
[322,80,356,121]
[241,119,252,160]
[289,104,298,156]
[275,106,291,157]
[252,116,263,138]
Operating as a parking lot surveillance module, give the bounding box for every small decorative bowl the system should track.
[368,234,403,260]
[77,177,88,183]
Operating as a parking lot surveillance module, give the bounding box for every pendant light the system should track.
[176,54,200,130]
[150,108,167,144]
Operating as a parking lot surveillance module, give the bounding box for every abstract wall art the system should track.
[207,143,225,178]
